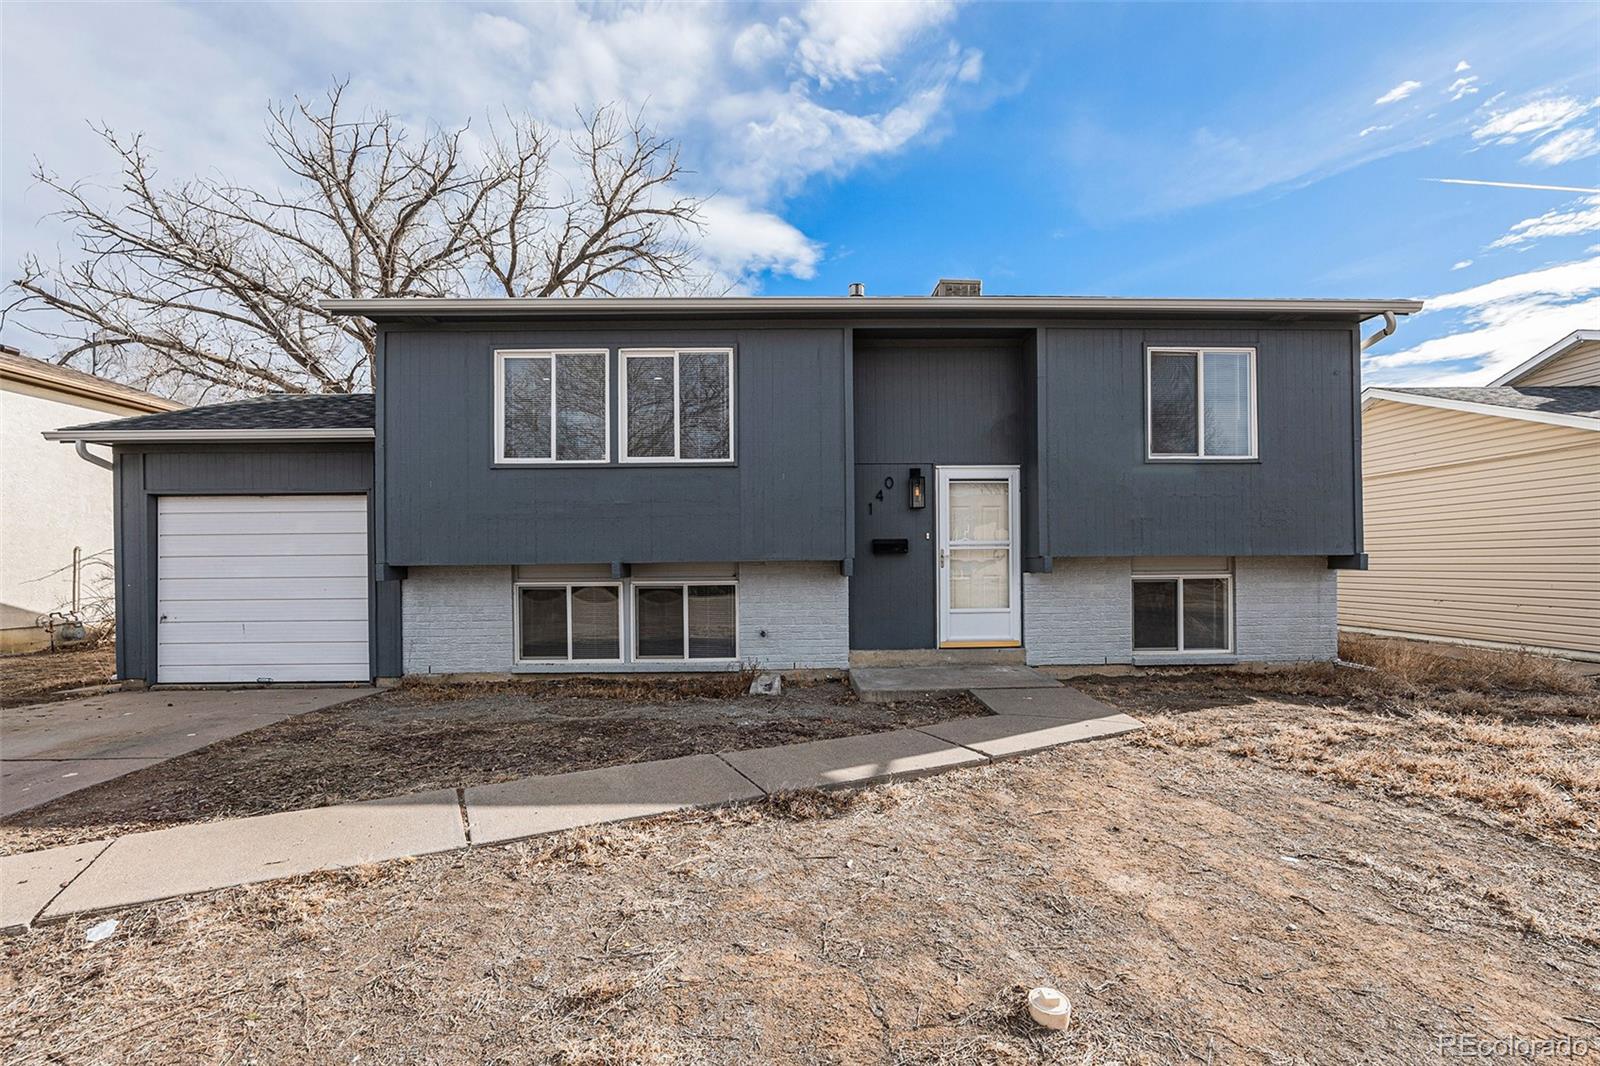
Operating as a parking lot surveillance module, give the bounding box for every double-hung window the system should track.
[621,348,734,462]
[496,350,609,463]
[516,584,623,662]
[1132,574,1232,653]
[633,583,738,660]
[1146,347,1256,459]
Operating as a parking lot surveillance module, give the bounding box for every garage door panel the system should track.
[159,495,367,515]
[159,554,368,579]
[158,533,368,557]
[158,663,369,683]
[159,597,369,623]
[158,641,370,667]
[157,495,370,683]
[158,620,370,644]
[159,510,366,536]
[160,576,370,601]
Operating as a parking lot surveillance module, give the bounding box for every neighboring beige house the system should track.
[1340,331,1600,661]
[0,346,182,652]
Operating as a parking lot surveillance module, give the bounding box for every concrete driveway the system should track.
[1,688,374,817]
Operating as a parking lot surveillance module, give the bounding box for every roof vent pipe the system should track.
[847,282,865,297]
[1361,310,1398,351]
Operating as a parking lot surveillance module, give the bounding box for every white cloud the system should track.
[1374,80,1422,105]
[1455,60,1471,73]
[1446,75,1479,102]
[1364,254,1600,384]
[696,199,822,285]
[793,0,956,85]
[1471,95,1593,144]
[1359,124,1391,138]
[1489,194,1600,248]
[1451,259,1473,270]
[1524,126,1600,166]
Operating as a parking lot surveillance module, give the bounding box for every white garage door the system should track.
[157,495,370,683]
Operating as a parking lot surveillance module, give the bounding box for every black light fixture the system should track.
[908,467,926,509]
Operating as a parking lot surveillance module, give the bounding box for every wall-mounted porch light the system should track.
[908,468,926,509]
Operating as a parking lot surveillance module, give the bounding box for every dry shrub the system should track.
[762,788,862,821]
[1339,633,1593,697]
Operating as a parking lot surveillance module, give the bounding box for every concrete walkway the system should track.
[1,686,1141,934]
[1,688,376,816]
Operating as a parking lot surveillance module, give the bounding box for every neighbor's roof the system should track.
[323,294,1424,322]
[1363,386,1600,432]
[0,346,183,414]
[1489,330,1600,386]
[44,393,374,443]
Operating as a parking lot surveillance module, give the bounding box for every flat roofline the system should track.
[42,427,376,444]
[323,295,1424,321]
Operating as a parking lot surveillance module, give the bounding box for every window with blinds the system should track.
[1146,348,1256,459]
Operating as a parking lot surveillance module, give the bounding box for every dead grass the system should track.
[0,645,116,708]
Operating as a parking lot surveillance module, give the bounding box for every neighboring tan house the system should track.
[1341,330,1600,661]
[43,286,1423,684]
[0,346,182,652]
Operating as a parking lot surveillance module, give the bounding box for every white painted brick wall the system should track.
[402,566,514,674]
[1234,556,1338,662]
[1024,557,1134,665]
[1024,556,1338,665]
[401,562,848,674]
[737,562,850,669]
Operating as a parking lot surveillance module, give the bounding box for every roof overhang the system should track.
[0,360,183,413]
[42,427,375,444]
[323,295,1424,323]
[1488,329,1600,386]
[1362,388,1600,432]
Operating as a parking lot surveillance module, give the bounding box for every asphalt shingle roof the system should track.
[56,393,374,435]
[1381,386,1600,422]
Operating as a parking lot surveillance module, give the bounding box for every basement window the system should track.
[1132,575,1232,653]
[496,350,609,463]
[516,584,622,661]
[634,583,738,660]
[620,349,734,462]
[1146,348,1256,459]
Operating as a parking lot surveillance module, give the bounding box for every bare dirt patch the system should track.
[3,710,1596,1064]
[0,645,116,709]
[1,677,983,854]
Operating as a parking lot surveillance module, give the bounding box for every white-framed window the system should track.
[633,582,739,660]
[619,348,735,463]
[1146,347,1257,460]
[515,583,623,662]
[1131,574,1233,653]
[495,349,610,464]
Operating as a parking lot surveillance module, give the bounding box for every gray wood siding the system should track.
[1041,326,1359,556]
[109,443,391,682]
[381,327,848,565]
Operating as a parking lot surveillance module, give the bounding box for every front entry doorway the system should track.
[935,466,1021,647]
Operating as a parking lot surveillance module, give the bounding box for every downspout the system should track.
[1360,310,1398,351]
[74,440,114,470]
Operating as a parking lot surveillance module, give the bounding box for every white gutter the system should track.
[323,295,1425,319]
[1360,310,1398,351]
[1362,388,1600,431]
[74,440,114,470]
[43,427,375,444]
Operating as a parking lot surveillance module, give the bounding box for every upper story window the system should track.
[495,350,609,463]
[1146,347,1257,460]
[621,348,734,463]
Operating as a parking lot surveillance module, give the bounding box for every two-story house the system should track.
[44,285,1420,684]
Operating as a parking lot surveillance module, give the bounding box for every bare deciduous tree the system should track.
[4,82,703,398]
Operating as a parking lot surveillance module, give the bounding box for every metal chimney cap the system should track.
[847,282,866,297]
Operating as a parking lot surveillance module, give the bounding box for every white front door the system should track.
[936,466,1021,647]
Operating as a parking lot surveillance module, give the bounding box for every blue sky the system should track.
[3,1,1598,385]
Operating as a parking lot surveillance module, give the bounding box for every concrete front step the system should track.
[849,664,1061,703]
[848,647,1027,668]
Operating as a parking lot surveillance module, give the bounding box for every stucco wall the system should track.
[401,562,848,674]
[1025,555,1337,665]
[0,386,119,633]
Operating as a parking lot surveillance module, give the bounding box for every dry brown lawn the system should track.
[0,645,116,709]
[2,637,1597,1064]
